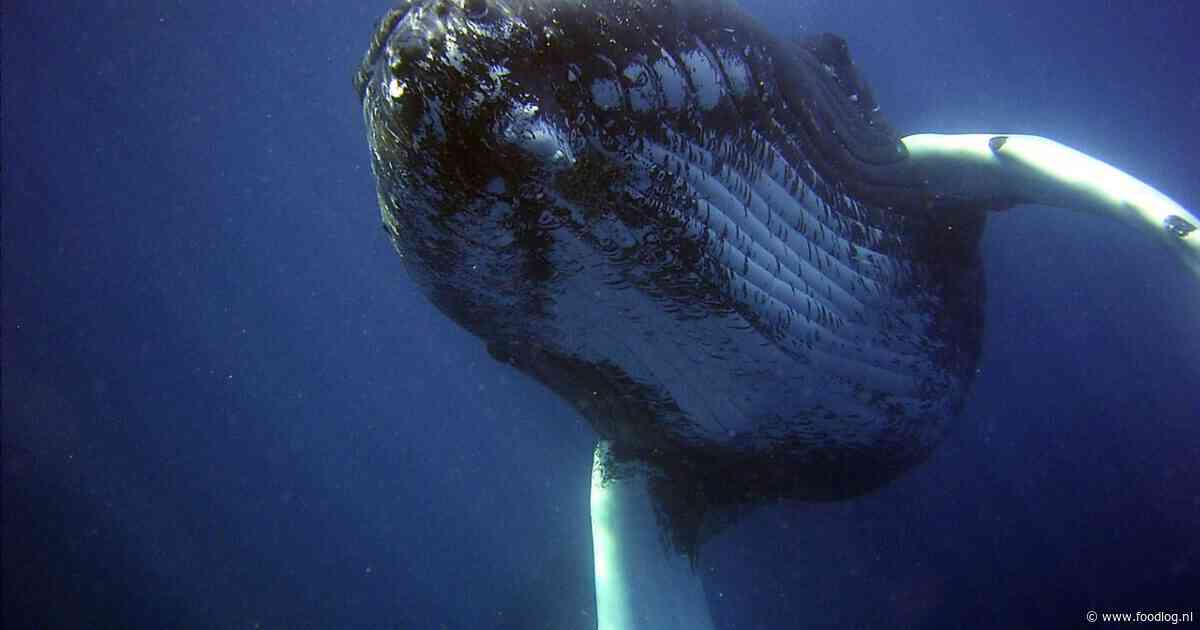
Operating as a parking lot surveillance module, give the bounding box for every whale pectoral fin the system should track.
[901,133,1200,278]
[590,442,716,630]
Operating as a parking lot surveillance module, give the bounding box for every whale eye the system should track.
[464,0,488,19]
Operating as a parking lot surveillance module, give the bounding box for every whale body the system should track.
[356,0,999,549]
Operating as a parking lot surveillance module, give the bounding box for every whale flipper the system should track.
[901,133,1200,278]
[590,442,716,630]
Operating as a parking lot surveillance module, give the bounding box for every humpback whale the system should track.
[354,1,1198,627]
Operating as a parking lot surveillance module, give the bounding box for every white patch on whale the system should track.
[502,102,575,167]
[680,47,722,110]
[590,78,622,111]
[652,51,687,111]
[716,47,751,97]
[623,60,660,113]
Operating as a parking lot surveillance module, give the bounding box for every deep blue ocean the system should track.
[3,1,1198,628]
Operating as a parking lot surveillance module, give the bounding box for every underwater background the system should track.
[3,1,1198,628]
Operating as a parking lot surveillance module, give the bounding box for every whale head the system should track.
[357,0,987,551]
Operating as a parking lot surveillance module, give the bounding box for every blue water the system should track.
[3,1,1197,628]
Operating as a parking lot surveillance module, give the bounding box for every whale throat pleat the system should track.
[625,126,932,395]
